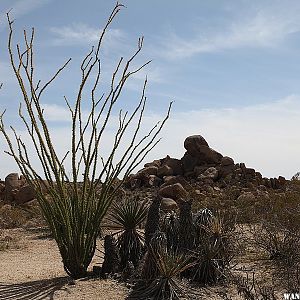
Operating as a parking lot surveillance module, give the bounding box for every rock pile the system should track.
[0,173,36,204]
[0,135,288,208]
[124,134,287,210]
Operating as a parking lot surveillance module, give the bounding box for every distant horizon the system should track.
[0,132,295,181]
[1,0,300,180]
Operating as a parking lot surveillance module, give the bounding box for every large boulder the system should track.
[0,185,4,201]
[219,157,235,178]
[4,173,21,202]
[184,135,209,156]
[237,192,256,203]
[161,175,191,191]
[183,135,223,165]
[278,176,286,188]
[137,166,158,176]
[14,185,36,204]
[146,175,162,187]
[221,156,234,167]
[198,167,218,181]
[157,165,173,177]
[124,174,142,189]
[181,153,199,175]
[144,159,161,168]
[194,166,209,176]
[161,156,183,176]
[158,183,188,202]
[197,146,223,165]
[161,198,178,211]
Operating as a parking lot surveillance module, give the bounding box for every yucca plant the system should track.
[161,211,179,252]
[109,198,148,268]
[178,199,196,252]
[129,251,195,300]
[141,231,167,281]
[194,208,213,228]
[191,214,234,284]
[144,196,161,247]
[190,240,225,284]
[101,234,120,276]
[193,208,213,246]
[0,3,172,279]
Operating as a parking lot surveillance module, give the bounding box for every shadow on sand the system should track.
[0,276,72,300]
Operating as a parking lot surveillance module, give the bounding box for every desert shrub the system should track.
[109,198,148,269]
[141,231,167,281]
[129,251,195,300]
[250,222,300,263]
[160,211,179,252]
[190,213,237,285]
[234,272,278,300]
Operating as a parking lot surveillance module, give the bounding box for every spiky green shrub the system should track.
[191,214,235,285]
[190,239,225,284]
[178,199,196,252]
[129,251,195,300]
[194,208,213,227]
[142,231,167,281]
[161,211,179,252]
[0,4,172,279]
[193,208,213,245]
[109,198,148,269]
[144,196,161,247]
[101,234,120,277]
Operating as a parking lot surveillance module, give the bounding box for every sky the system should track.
[0,0,300,179]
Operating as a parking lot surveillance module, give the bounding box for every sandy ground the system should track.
[0,228,129,300]
[0,228,286,300]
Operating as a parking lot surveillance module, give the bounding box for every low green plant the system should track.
[129,251,195,300]
[109,198,148,269]
[190,214,236,285]
[161,211,179,252]
[144,197,161,247]
[141,231,167,281]
[101,234,120,277]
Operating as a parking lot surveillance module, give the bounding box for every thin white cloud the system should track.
[144,95,300,179]
[42,104,71,121]
[161,5,300,59]
[125,65,166,92]
[1,95,300,179]
[49,23,125,48]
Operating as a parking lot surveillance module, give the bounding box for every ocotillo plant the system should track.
[0,3,172,278]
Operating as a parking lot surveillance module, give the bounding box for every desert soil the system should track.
[0,227,285,300]
[0,228,129,300]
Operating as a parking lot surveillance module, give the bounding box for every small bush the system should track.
[109,198,147,269]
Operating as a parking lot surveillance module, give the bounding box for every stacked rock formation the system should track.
[0,173,36,204]
[124,134,286,210]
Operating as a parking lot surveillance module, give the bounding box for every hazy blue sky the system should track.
[0,0,300,179]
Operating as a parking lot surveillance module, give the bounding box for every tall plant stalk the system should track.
[0,3,172,278]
